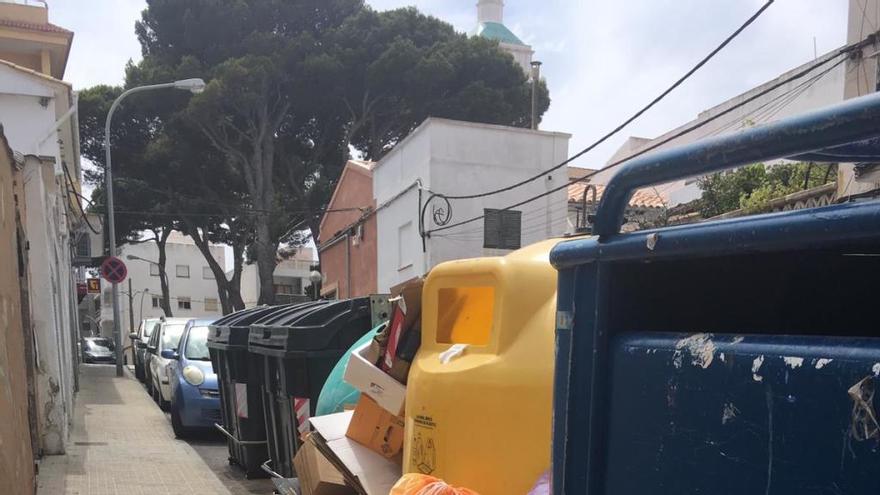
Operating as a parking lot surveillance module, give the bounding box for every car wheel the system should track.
[152,381,161,405]
[146,376,154,396]
[170,404,188,438]
[135,362,144,382]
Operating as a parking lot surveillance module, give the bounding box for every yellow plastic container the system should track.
[403,238,565,494]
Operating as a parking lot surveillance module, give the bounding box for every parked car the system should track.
[130,318,160,382]
[167,319,220,437]
[146,318,190,410]
[81,337,115,364]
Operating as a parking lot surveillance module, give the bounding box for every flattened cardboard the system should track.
[293,434,355,495]
[309,412,402,495]
[345,395,405,459]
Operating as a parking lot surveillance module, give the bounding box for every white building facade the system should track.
[99,233,225,347]
[0,60,81,455]
[237,248,315,307]
[374,118,570,292]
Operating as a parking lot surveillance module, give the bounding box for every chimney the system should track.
[477,0,503,24]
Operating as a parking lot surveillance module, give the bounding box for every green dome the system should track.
[474,21,526,46]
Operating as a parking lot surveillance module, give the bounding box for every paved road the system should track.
[37,364,274,495]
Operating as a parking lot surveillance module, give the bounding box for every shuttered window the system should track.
[483,209,522,250]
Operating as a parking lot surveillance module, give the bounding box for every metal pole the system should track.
[138,289,148,324]
[127,279,135,366]
[530,61,542,130]
[104,82,177,377]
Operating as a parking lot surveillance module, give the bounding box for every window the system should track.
[185,326,211,360]
[176,265,190,278]
[151,296,160,308]
[274,284,294,295]
[204,298,218,312]
[483,209,522,250]
[202,267,214,280]
[149,263,160,276]
[160,324,185,351]
[76,234,90,258]
[177,297,191,310]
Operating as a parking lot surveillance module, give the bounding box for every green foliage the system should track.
[83,0,551,305]
[697,162,837,218]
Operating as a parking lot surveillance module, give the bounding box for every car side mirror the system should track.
[161,349,179,360]
[129,333,138,341]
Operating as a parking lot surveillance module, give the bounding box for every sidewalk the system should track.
[37,364,273,495]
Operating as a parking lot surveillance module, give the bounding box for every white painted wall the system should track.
[99,235,226,347]
[0,63,79,456]
[375,118,570,292]
[22,156,76,455]
[237,249,314,307]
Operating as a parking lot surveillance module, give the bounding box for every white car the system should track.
[146,318,190,410]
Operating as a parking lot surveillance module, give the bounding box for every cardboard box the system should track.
[309,412,403,495]
[345,396,405,460]
[344,341,407,415]
[293,434,355,495]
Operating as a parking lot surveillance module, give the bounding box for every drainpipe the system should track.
[35,91,78,176]
[345,230,352,299]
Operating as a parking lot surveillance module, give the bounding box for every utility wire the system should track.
[433,0,775,202]
[62,161,102,235]
[427,43,864,235]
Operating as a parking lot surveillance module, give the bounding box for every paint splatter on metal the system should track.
[815,358,833,370]
[752,355,765,382]
[673,333,716,369]
[783,357,804,370]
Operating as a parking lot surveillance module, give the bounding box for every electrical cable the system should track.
[431,0,775,203]
[426,44,865,236]
[62,161,102,235]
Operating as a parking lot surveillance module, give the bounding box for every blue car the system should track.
[166,318,221,437]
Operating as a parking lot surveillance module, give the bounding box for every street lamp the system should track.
[105,78,206,377]
[309,270,322,301]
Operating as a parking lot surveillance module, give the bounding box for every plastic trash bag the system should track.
[315,324,382,416]
[390,474,480,495]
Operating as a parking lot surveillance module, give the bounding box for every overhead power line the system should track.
[433,0,775,202]
[427,39,867,236]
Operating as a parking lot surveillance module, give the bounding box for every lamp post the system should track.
[105,78,206,377]
[309,270,323,301]
[138,288,149,325]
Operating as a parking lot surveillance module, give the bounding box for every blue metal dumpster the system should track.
[550,92,880,494]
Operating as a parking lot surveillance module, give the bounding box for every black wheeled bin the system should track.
[208,305,292,478]
[248,298,372,478]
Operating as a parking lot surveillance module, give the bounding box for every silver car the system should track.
[145,318,190,410]
[131,318,160,382]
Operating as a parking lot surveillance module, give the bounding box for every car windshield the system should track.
[87,339,113,350]
[160,324,185,351]
[184,326,211,361]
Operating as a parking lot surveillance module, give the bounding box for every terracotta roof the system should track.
[568,181,667,209]
[0,18,72,35]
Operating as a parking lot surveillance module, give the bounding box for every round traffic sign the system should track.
[100,256,128,284]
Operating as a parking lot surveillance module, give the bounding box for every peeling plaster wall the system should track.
[0,135,36,493]
[22,155,75,455]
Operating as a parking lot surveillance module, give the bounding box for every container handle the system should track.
[214,423,268,446]
[592,92,880,238]
[260,459,285,480]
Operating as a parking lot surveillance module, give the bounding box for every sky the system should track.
[52,0,850,170]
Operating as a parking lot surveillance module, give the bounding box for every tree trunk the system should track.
[186,225,246,315]
[255,218,277,306]
[228,242,245,312]
[155,228,173,317]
